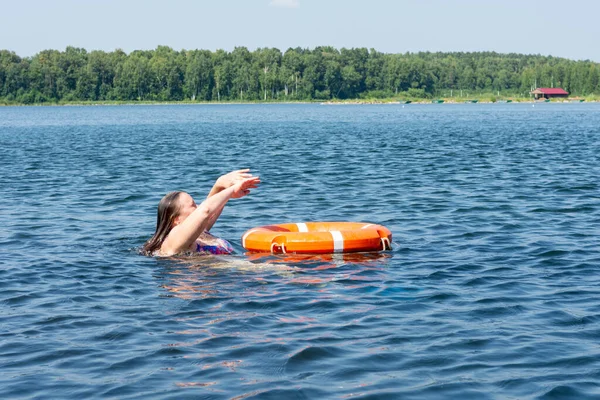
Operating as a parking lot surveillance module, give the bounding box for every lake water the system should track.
[1,103,600,399]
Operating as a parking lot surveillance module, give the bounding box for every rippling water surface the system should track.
[1,103,600,399]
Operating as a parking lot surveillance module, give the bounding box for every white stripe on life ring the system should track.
[296,223,308,232]
[330,230,344,253]
[361,224,374,230]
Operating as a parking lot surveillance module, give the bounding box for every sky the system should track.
[1,0,599,62]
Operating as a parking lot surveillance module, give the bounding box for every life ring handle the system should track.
[381,237,392,251]
[270,242,287,254]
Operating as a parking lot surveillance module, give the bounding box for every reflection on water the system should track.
[158,251,393,300]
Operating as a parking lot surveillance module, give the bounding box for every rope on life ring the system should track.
[270,242,287,254]
[380,237,392,251]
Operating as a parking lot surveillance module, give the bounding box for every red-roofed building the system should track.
[531,88,569,100]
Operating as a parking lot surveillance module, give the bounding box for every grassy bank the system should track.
[1,95,598,107]
[0,99,323,106]
[335,92,600,104]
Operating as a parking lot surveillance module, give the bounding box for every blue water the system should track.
[1,103,600,399]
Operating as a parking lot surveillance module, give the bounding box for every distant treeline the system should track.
[1,46,599,103]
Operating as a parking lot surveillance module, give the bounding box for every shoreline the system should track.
[320,99,596,105]
[0,99,596,107]
[0,100,321,107]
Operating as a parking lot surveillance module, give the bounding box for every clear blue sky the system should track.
[1,0,599,62]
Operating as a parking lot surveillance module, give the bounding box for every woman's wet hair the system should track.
[143,191,184,255]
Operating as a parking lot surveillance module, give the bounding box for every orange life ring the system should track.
[242,222,392,254]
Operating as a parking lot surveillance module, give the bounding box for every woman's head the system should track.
[173,192,197,225]
[143,191,195,254]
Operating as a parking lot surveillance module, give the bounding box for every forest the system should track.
[1,46,599,104]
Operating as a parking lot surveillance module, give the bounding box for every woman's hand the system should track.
[208,169,257,198]
[217,169,255,189]
[231,176,261,198]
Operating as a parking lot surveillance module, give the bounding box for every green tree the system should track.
[231,47,254,100]
[28,50,63,101]
[212,49,232,101]
[184,50,213,101]
[0,51,25,98]
[281,48,304,98]
[114,51,151,100]
[365,49,385,92]
[255,48,281,100]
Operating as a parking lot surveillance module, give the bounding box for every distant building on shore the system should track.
[530,88,569,100]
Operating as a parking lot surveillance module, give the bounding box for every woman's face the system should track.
[174,193,197,225]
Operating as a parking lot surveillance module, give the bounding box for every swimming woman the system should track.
[143,169,260,256]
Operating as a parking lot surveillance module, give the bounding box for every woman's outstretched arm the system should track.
[205,169,258,232]
[161,176,260,255]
